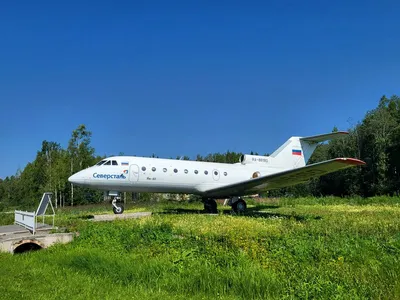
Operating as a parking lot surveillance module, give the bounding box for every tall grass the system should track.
[0,197,399,299]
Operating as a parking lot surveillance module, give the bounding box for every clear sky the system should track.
[1,0,399,178]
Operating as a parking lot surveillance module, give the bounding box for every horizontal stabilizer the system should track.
[202,158,365,197]
[300,131,348,143]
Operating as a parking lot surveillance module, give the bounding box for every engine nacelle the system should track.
[239,154,269,165]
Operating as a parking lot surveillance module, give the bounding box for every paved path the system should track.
[92,212,152,221]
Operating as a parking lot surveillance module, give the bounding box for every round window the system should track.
[184,169,188,174]
[214,171,218,176]
[194,170,198,174]
[142,166,146,171]
[174,168,178,173]
[152,167,156,172]
[163,168,167,172]
[224,172,228,176]
[204,170,208,175]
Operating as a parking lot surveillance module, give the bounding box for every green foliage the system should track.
[195,151,243,163]
[1,198,400,299]
[0,213,14,225]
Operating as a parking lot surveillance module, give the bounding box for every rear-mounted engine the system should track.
[240,154,269,165]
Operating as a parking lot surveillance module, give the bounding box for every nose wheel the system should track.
[112,198,124,214]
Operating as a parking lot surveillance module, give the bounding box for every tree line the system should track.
[0,125,104,210]
[0,95,399,210]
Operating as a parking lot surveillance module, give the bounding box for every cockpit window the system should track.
[104,161,111,165]
[96,160,106,166]
[112,160,118,166]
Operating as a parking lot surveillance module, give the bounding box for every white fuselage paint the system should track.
[69,155,287,197]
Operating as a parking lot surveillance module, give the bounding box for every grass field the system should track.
[0,197,400,299]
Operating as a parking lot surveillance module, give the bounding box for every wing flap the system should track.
[203,158,365,197]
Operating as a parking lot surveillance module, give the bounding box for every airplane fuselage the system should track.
[70,155,281,197]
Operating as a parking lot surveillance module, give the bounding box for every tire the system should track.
[113,204,124,214]
[204,198,218,214]
[232,199,247,213]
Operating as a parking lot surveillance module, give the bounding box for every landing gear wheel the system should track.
[113,204,124,214]
[232,199,247,213]
[203,198,218,214]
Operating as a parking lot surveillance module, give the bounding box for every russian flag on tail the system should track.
[292,149,302,156]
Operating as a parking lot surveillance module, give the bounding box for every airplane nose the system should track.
[68,172,85,185]
[68,174,78,184]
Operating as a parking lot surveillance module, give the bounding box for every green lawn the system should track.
[1,197,399,299]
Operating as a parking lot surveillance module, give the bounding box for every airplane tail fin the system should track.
[269,131,349,169]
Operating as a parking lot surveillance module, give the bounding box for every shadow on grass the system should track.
[157,205,322,222]
[77,215,95,219]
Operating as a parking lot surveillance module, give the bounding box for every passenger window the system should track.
[184,169,188,174]
[224,172,228,176]
[214,171,218,176]
[194,170,198,174]
[204,170,208,175]
[152,167,156,172]
[174,168,178,173]
[163,168,167,172]
[142,166,146,171]
[104,161,111,165]
[112,160,118,166]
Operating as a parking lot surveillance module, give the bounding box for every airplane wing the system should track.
[203,158,365,198]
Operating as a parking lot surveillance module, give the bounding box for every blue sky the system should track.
[1,1,399,178]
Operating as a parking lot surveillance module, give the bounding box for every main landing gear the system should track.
[203,196,247,214]
[203,198,218,214]
[231,197,247,213]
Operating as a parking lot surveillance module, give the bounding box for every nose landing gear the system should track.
[111,197,124,214]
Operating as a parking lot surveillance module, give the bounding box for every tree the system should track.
[67,124,95,206]
[358,97,396,195]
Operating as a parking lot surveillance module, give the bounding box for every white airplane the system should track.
[68,131,365,214]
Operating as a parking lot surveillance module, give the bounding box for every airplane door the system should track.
[129,164,139,182]
[212,169,220,181]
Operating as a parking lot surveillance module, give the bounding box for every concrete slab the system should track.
[0,224,53,236]
[92,212,152,221]
[0,225,27,235]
